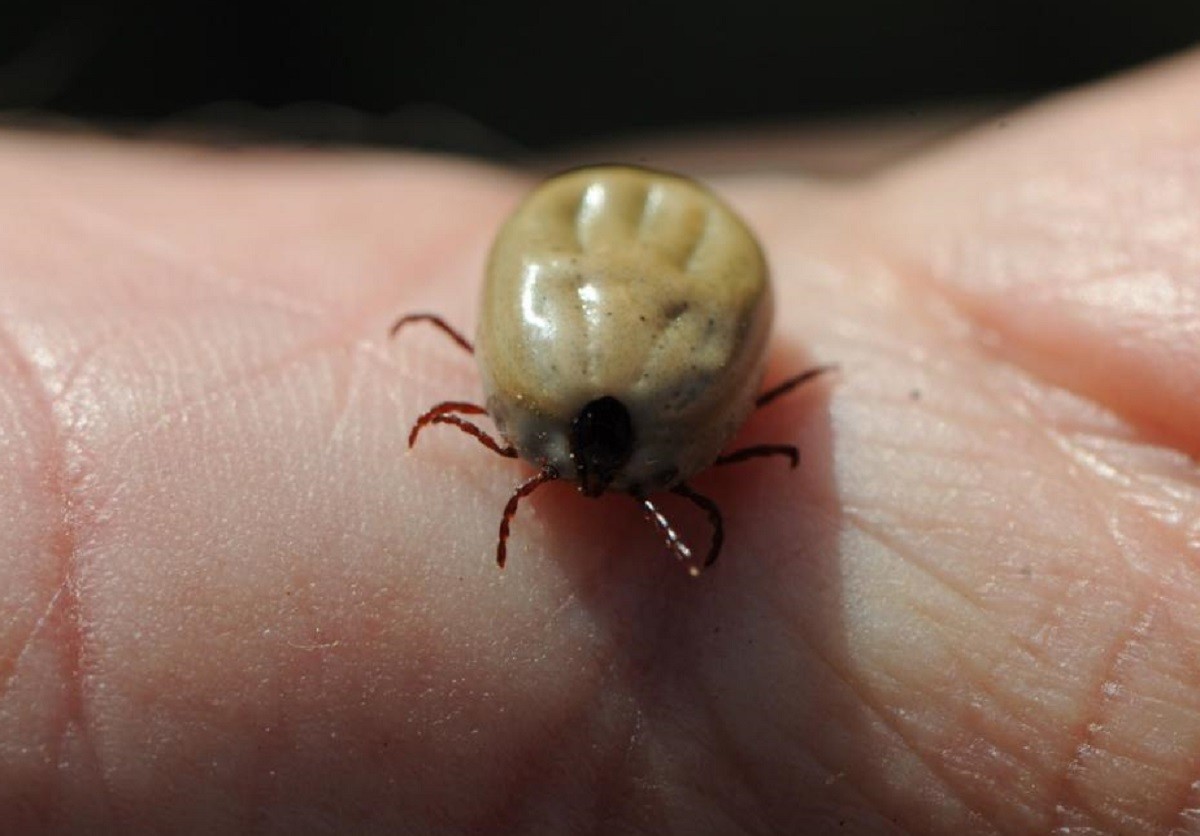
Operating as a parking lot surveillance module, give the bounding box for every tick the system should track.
[392,166,833,576]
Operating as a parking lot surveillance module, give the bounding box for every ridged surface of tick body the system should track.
[476,166,774,495]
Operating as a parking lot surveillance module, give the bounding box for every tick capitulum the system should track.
[569,396,635,498]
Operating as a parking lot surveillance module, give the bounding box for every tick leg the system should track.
[409,401,516,457]
[497,468,559,567]
[637,495,696,568]
[715,444,799,469]
[672,484,725,572]
[755,364,838,410]
[389,313,474,355]
[724,366,834,471]
[637,484,726,576]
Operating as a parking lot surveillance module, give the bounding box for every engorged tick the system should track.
[392,166,835,576]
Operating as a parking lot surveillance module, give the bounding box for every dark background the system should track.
[1,0,1198,157]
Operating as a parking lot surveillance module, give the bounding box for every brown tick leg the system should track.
[714,366,832,475]
[671,483,725,572]
[497,468,559,567]
[754,364,838,409]
[389,313,474,354]
[637,495,696,569]
[715,444,799,469]
[409,402,515,457]
[637,484,725,576]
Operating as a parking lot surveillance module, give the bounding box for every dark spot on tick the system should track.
[663,300,690,321]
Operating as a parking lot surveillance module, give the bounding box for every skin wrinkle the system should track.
[339,245,488,410]
[1120,631,1200,834]
[1047,597,1162,833]
[907,592,1066,757]
[50,196,332,323]
[940,321,1186,582]
[653,699,773,834]
[844,285,1141,527]
[845,507,1029,645]
[1142,652,1200,729]
[323,265,472,442]
[762,581,986,831]
[1005,377,1200,508]
[30,328,120,404]
[835,517,1048,831]
[1084,606,1200,830]
[1171,763,1200,833]
[325,343,367,450]
[591,626,706,831]
[586,708,694,836]
[378,340,479,417]
[0,327,58,703]
[540,590,580,634]
[815,238,1198,829]
[844,443,1104,592]
[1036,410,1200,554]
[677,781,765,836]
[0,319,116,828]
[847,507,1071,686]
[561,556,798,832]
[873,135,1200,458]
[0,585,65,704]
[104,312,373,475]
[688,670,887,834]
[823,239,1200,831]
[1044,427,1200,573]
[871,260,1200,830]
[648,670,773,833]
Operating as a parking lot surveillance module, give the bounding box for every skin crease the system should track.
[0,52,1198,836]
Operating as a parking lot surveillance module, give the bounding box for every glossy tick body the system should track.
[393,166,832,576]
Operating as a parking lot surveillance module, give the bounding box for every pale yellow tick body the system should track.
[478,166,772,495]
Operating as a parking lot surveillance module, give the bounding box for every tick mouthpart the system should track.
[569,396,634,498]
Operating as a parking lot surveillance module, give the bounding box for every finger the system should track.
[873,49,1200,456]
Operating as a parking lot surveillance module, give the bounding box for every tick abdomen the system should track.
[477,167,773,490]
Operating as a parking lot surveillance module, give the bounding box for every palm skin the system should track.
[1,52,1199,834]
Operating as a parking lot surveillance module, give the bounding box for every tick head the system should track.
[569,396,634,497]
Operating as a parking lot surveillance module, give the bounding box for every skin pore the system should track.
[1,50,1199,834]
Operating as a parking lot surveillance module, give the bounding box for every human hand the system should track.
[2,51,1198,834]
